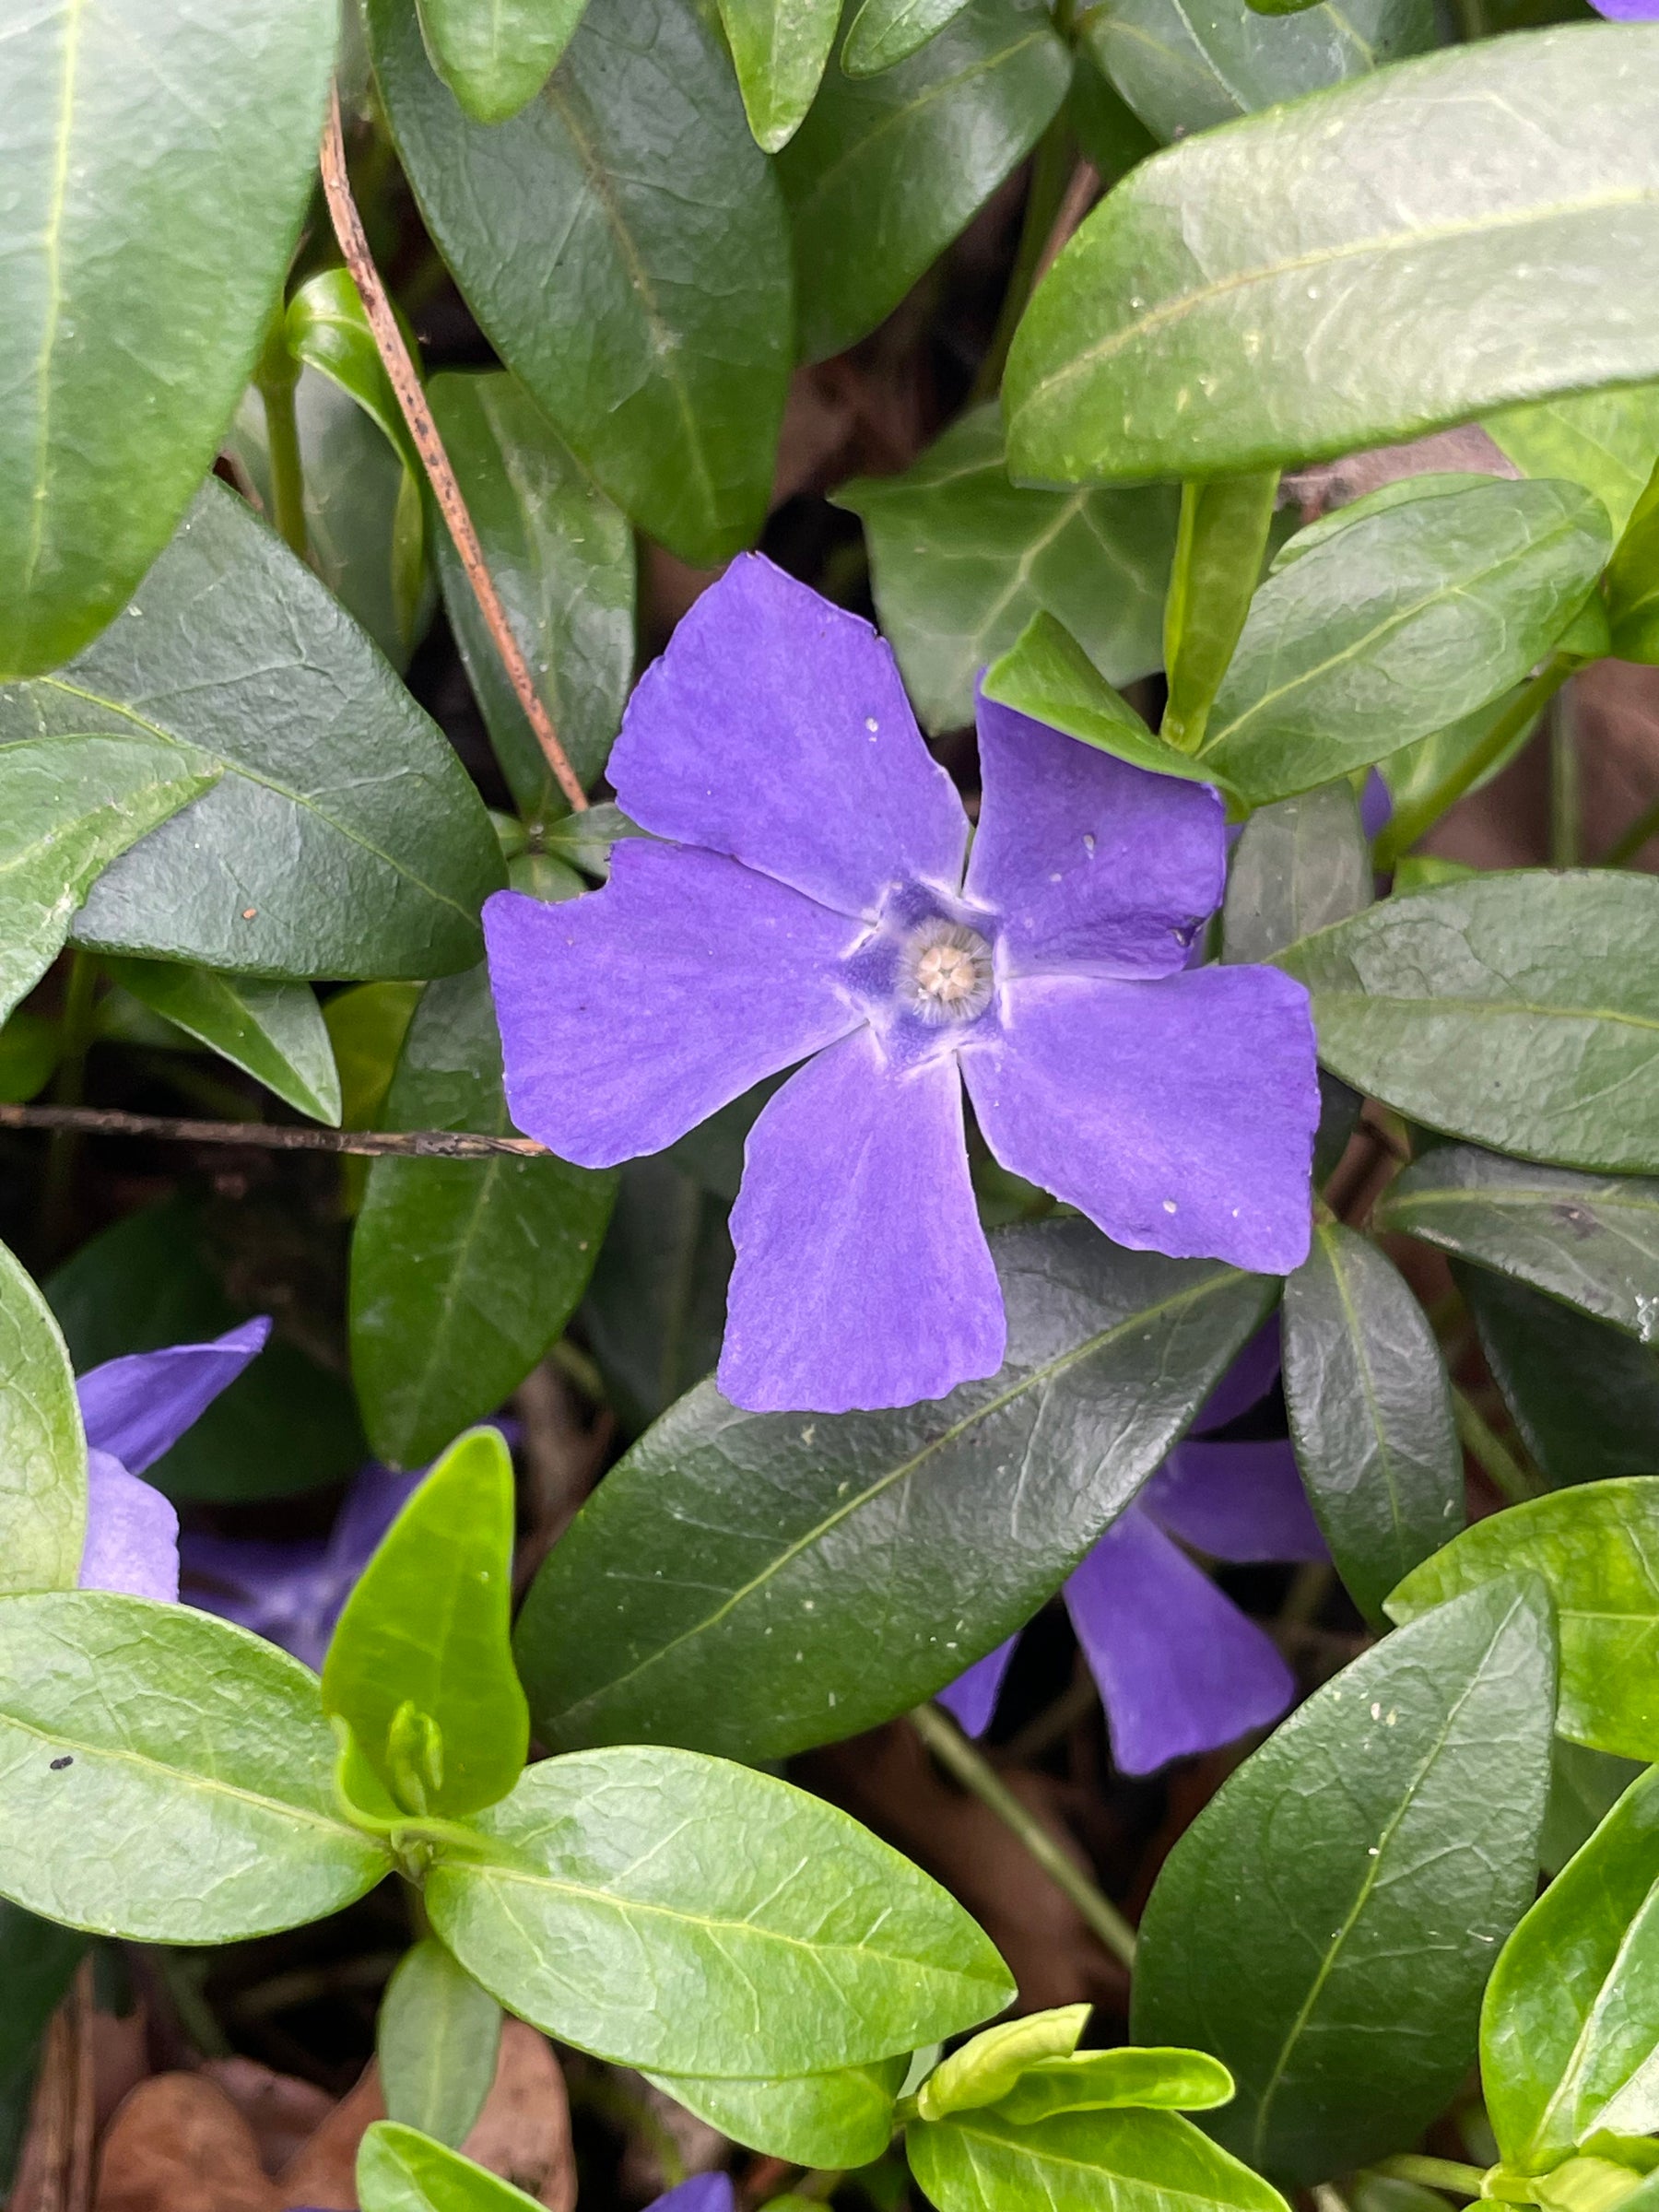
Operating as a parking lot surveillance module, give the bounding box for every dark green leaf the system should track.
[0,1905,85,2190]
[0,1238,83,1599]
[0,1012,56,1106]
[582,1156,734,1435]
[349,964,614,1467]
[982,615,1229,789]
[1281,1222,1461,1622]
[1274,875,1659,1175]
[645,2058,906,2164]
[378,1937,503,2149]
[359,2121,542,2211]
[990,2050,1237,2125]
[0,1592,391,1940]
[1065,53,1159,187]
[1005,29,1659,486]
[1607,463,1659,667]
[416,0,589,122]
[428,372,634,822]
[100,959,341,1125]
[1134,1579,1557,2186]
[0,0,334,677]
[286,269,418,473]
[1387,1481,1659,1762]
[908,2103,1288,2212]
[428,1745,1014,2073]
[1221,783,1370,967]
[780,0,1069,364]
[845,0,975,73]
[369,0,791,565]
[1376,684,1546,841]
[720,0,841,148]
[1487,385,1659,539]
[836,405,1174,736]
[1161,474,1278,754]
[0,481,501,980]
[1540,1738,1646,1881]
[1199,481,1609,806]
[517,1218,1271,1761]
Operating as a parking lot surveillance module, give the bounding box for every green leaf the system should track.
[582,1157,734,1434]
[1197,480,1609,806]
[644,2058,906,2165]
[286,269,418,474]
[1484,1767,1659,2171]
[349,963,615,1468]
[1377,685,1547,842]
[359,2121,542,2211]
[982,615,1231,790]
[0,480,502,981]
[0,1591,391,1940]
[99,959,341,1125]
[918,2006,1091,2119]
[378,1937,503,2149]
[908,2103,1288,2212]
[1162,474,1278,755]
[0,736,217,1029]
[1377,1147,1659,1347]
[844,0,975,73]
[427,1745,1014,2073]
[1541,1738,1647,1882]
[1281,1221,1462,1623]
[1004,29,1659,487]
[1387,1482,1659,1763]
[0,1904,84,2167]
[516,1218,1272,1761]
[369,0,791,566]
[1274,875,1659,1175]
[720,0,841,149]
[780,0,1069,364]
[1070,0,1431,148]
[990,2050,1237,2126]
[836,406,1174,736]
[1486,386,1659,540]
[0,1012,56,1106]
[1066,52,1159,186]
[428,372,634,822]
[0,1238,84,1599]
[1606,464,1659,667]
[326,983,426,1135]
[416,0,589,123]
[1220,783,1370,967]
[1133,1579,1558,2186]
[324,1428,528,1819]
[0,0,335,677]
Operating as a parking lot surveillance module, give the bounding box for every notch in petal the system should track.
[76,1316,272,1477]
[79,1449,180,1604]
[938,1636,1019,1739]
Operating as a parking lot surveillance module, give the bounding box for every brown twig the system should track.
[317,88,588,815]
[1033,159,1101,287]
[0,1102,548,1159]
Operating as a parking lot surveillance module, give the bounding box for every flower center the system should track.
[901,920,994,1026]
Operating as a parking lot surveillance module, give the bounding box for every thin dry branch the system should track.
[0,1103,548,1159]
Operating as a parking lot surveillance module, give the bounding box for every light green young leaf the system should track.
[100,959,341,1125]
[1486,386,1659,539]
[287,269,418,473]
[426,1745,1015,2076]
[415,0,589,124]
[359,2120,542,2211]
[325,984,425,1135]
[917,2006,1091,2120]
[324,1429,528,1819]
[719,0,841,150]
[844,0,974,72]
[990,2049,1236,2125]
[0,1592,389,1940]
[1607,462,1659,666]
[1220,782,1370,967]
[908,2102,1288,2212]
[0,1011,56,1105]
[379,1938,503,2149]
[982,615,1228,789]
[0,1240,85,1598]
[1162,473,1278,754]
[645,2058,906,2165]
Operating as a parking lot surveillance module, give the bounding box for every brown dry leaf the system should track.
[1283,424,1515,524]
[202,2056,335,2178]
[275,2065,382,2210]
[459,2020,575,2209]
[91,2074,281,2212]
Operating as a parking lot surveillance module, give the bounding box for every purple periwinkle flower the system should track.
[75,1319,272,1603]
[941,1323,1325,1774]
[486,558,1319,1415]
[646,2179,734,2212]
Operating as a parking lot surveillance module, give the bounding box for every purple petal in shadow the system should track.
[647,2178,735,2212]
[938,1636,1019,1739]
[1143,1437,1326,1564]
[76,1317,272,1477]
[79,1449,180,1603]
[1192,1317,1281,1435]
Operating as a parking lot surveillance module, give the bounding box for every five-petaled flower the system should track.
[941,1323,1324,1773]
[486,557,1319,1416]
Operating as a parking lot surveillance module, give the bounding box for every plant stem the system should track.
[0,1101,549,1159]
[909,1700,1138,1970]
[1550,691,1580,869]
[971,122,1079,404]
[254,310,309,564]
[1452,1384,1543,1503]
[37,952,99,1258]
[1369,2156,1488,2197]
[1601,786,1659,866]
[1375,655,1573,870]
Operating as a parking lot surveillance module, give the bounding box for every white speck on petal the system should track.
[1162,1200,1178,1214]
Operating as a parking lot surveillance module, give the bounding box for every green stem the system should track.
[1375,656,1572,870]
[38,950,99,1259]
[909,1700,1137,1969]
[1550,693,1580,869]
[1369,2156,1488,2197]
[971,119,1077,405]
[254,310,309,563]
[1452,1385,1543,1504]
[1601,786,1659,867]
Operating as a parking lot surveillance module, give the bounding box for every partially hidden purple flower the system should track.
[940,1323,1325,1775]
[75,1319,272,1603]
[646,2179,734,2212]
[485,557,1319,1416]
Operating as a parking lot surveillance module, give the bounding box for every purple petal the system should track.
[719,1031,1005,1412]
[939,1636,1020,1738]
[485,845,862,1169]
[75,1317,272,1477]
[1359,769,1392,843]
[609,556,969,918]
[960,967,1318,1275]
[1193,1317,1282,1434]
[647,2179,735,2212]
[965,692,1225,978]
[1065,1509,1295,1775]
[78,1449,180,1603]
[1585,0,1659,17]
[1144,1437,1326,1563]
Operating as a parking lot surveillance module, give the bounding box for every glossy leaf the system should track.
[1162,474,1278,755]
[350,963,614,1468]
[0,0,334,677]
[370,0,791,565]
[427,1744,1014,2074]
[324,1429,528,1819]
[0,481,501,980]
[1133,1579,1557,2185]
[992,2051,1238,2126]
[1221,783,1370,967]
[1388,1482,1659,1763]
[837,407,1174,735]
[1275,875,1659,1175]
[720,0,841,149]
[845,0,975,72]
[416,0,588,123]
[428,372,634,822]
[0,737,216,1029]
[1005,29,1659,486]
[359,2121,542,2211]
[908,2103,1288,2212]
[983,615,1228,790]
[1459,1267,1659,1491]
[582,1157,735,1435]
[1198,480,1609,806]
[1072,0,1430,148]
[1282,1222,1461,1623]
[1377,1147,1659,1344]
[0,1592,390,1940]
[286,269,417,473]
[780,0,1069,364]
[1484,1767,1659,2173]
[378,1938,503,2149]
[1487,385,1659,539]
[1541,1739,1646,1882]
[0,1238,84,1599]
[100,959,341,1125]
[645,2058,906,2165]
[517,1218,1272,1760]
[919,2006,1091,2119]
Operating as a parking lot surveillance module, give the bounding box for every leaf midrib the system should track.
[20,0,87,609]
